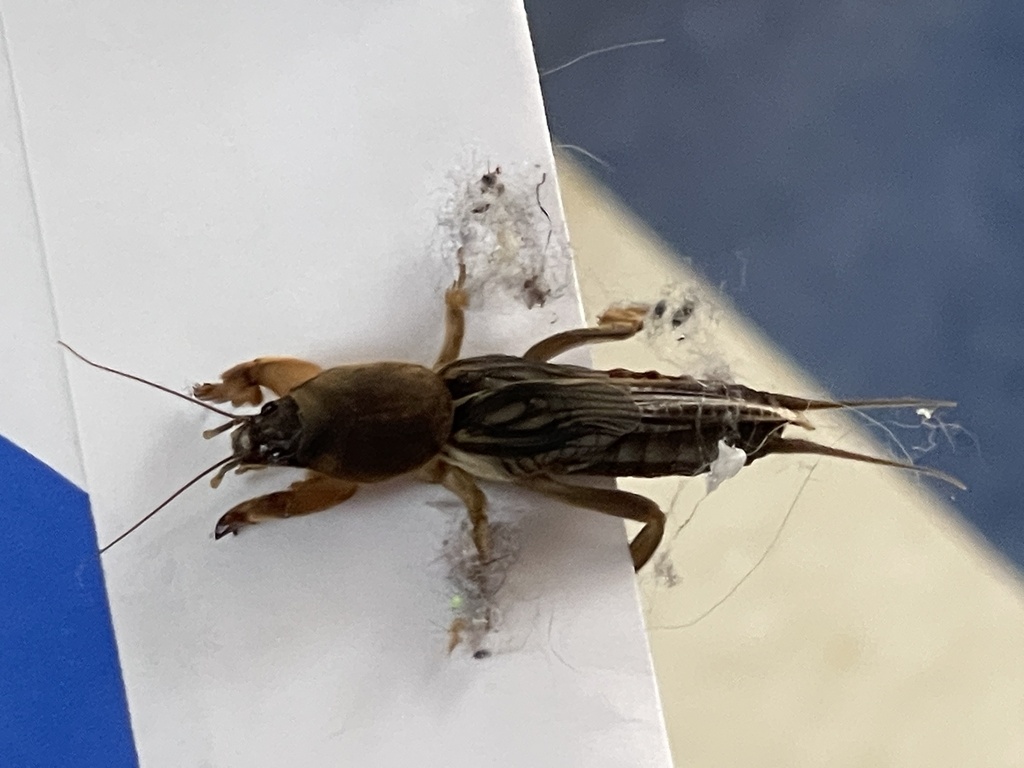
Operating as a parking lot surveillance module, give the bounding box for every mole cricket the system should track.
[64,264,963,570]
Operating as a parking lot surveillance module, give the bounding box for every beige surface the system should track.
[557,154,1024,768]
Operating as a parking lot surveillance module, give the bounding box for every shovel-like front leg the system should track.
[193,357,323,407]
[215,471,359,538]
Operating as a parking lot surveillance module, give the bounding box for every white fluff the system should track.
[706,439,747,493]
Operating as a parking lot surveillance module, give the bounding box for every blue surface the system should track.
[526,1,1024,568]
[0,435,137,767]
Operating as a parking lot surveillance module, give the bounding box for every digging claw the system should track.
[193,382,224,401]
[214,511,251,539]
[193,379,262,408]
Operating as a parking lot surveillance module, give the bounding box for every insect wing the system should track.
[448,372,640,461]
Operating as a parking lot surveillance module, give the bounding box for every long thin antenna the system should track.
[540,38,666,78]
[553,143,612,169]
[59,341,238,418]
[99,456,235,554]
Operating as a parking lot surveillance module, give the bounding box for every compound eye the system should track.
[260,401,278,417]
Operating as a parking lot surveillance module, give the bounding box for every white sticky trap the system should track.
[0,1,671,766]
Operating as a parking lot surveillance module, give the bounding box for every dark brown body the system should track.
[188,292,959,571]
[255,355,780,486]
[440,354,821,481]
[290,363,452,482]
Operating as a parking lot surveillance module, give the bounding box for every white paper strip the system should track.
[1,1,671,765]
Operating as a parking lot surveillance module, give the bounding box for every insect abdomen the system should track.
[572,430,720,477]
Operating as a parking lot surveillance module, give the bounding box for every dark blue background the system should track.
[0,435,137,767]
[525,2,1024,567]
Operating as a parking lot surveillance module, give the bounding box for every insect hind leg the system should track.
[520,477,666,571]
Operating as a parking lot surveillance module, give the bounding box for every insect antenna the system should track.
[58,341,239,419]
[99,456,236,555]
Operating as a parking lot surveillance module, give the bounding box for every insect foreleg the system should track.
[522,303,649,362]
[194,357,323,406]
[214,471,359,538]
[521,477,666,571]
